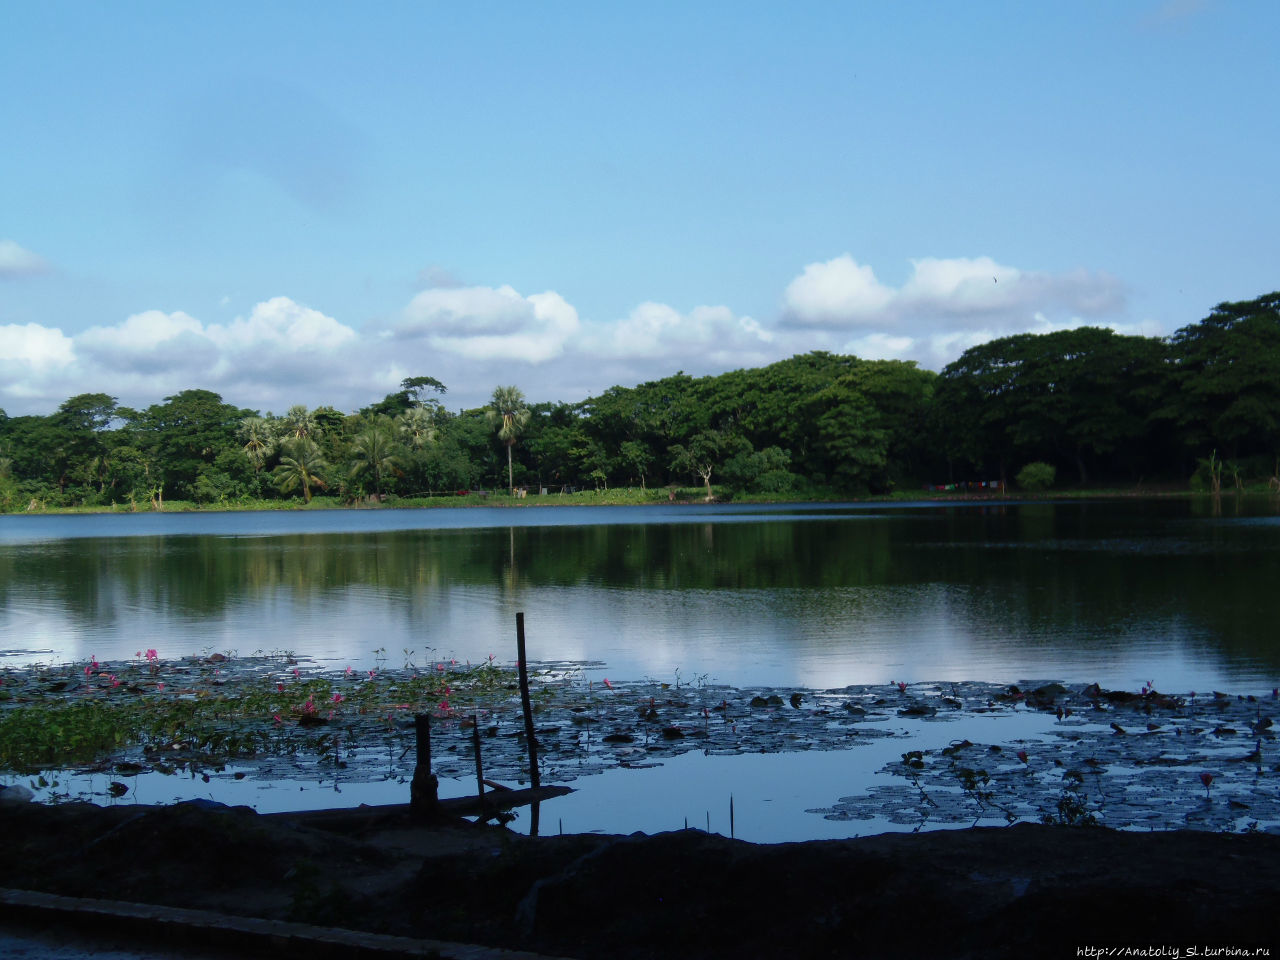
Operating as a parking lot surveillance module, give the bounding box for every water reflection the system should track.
[1,500,1278,691]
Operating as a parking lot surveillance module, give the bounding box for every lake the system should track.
[3,498,1278,691]
[3,497,1278,838]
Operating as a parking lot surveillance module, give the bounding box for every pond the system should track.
[2,497,1278,839]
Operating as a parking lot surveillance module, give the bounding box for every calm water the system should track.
[2,498,1278,693]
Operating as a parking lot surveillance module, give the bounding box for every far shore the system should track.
[1,482,1235,517]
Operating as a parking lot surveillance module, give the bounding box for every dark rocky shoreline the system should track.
[2,800,1277,959]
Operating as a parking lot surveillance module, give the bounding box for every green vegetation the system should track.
[2,292,1279,511]
[0,653,513,774]
[1016,462,1057,492]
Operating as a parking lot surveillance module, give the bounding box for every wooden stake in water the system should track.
[471,712,486,817]
[516,612,541,835]
[730,793,735,839]
[410,713,438,820]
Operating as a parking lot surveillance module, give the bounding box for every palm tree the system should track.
[396,407,437,451]
[348,417,401,499]
[283,405,319,440]
[273,437,328,503]
[238,416,274,472]
[486,386,530,495]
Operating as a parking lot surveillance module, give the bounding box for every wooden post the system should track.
[471,712,486,818]
[516,612,541,836]
[410,713,438,820]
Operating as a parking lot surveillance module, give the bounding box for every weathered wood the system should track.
[270,784,575,832]
[409,713,439,819]
[472,712,486,817]
[516,611,541,837]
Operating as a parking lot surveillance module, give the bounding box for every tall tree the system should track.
[486,386,531,494]
[348,417,401,498]
[1167,292,1280,462]
[238,416,274,472]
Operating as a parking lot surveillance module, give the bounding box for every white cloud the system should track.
[0,323,75,371]
[779,253,1131,369]
[0,255,1137,416]
[783,254,1123,331]
[212,296,356,352]
[581,302,775,366]
[781,255,894,327]
[397,285,580,363]
[0,240,50,278]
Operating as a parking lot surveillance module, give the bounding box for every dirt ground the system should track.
[2,800,1277,959]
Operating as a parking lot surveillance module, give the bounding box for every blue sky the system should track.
[2,1,1277,416]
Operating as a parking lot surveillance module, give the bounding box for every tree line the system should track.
[1,292,1277,509]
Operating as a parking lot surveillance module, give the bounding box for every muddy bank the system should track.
[1,800,1277,959]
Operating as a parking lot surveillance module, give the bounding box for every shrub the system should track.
[1016,462,1056,491]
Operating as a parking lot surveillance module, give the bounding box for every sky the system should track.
[1,0,1277,418]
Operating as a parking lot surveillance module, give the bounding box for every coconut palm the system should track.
[273,437,328,503]
[348,417,401,499]
[485,386,530,495]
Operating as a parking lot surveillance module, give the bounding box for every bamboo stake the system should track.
[409,713,438,819]
[516,612,541,836]
[472,712,486,818]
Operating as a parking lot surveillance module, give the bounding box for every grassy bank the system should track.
[6,483,1278,516]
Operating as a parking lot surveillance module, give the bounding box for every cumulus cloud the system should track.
[0,240,50,278]
[0,253,1136,416]
[781,255,894,327]
[0,297,382,415]
[581,302,775,365]
[780,253,1130,370]
[397,285,580,363]
[783,254,1123,330]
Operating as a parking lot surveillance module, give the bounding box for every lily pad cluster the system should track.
[3,661,1277,836]
[810,682,1280,833]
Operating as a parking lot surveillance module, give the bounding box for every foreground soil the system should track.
[1,800,1276,959]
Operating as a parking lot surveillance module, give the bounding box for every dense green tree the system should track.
[126,390,251,500]
[1167,292,1280,464]
[936,328,1167,485]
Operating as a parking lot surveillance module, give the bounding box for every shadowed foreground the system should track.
[1,801,1276,959]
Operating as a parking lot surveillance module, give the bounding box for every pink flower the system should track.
[292,668,300,678]
[331,693,344,703]
[1199,772,1213,793]
[368,669,376,679]
[273,714,282,724]
[136,651,142,659]
[344,666,353,676]
[896,681,907,693]
[156,682,165,692]
[1016,750,1028,764]
[146,649,158,661]
[277,683,284,693]
[436,663,445,672]
[603,678,614,689]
